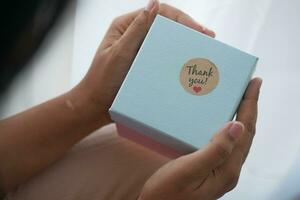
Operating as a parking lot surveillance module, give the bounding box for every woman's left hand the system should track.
[73,1,215,125]
[138,78,262,200]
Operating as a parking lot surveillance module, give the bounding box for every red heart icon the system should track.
[193,86,202,93]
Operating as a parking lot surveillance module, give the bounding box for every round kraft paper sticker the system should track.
[180,58,219,96]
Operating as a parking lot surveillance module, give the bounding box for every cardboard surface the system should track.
[110,15,258,155]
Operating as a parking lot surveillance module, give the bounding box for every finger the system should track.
[117,0,159,54]
[159,3,216,37]
[215,78,262,193]
[100,9,142,49]
[175,121,244,182]
[101,0,159,49]
[236,77,262,162]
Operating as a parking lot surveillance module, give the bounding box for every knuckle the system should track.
[245,121,256,134]
[111,16,122,26]
[133,13,147,27]
[111,43,122,57]
[110,43,131,63]
[224,169,240,192]
[213,142,231,160]
[227,177,239,192]
[160,2,169,9]
[175,10,185,20]
[160,3,181,16]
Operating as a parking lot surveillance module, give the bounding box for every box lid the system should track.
[109,15,258,152]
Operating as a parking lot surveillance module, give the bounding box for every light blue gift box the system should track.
[109,15,258,157]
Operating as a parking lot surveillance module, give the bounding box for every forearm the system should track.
[0,85,105,192]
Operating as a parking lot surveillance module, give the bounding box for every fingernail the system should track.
[228,122,244,139]
[210,30,216,38]
[145,0,155,11]
[202,26,216,38]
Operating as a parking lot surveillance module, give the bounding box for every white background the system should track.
[1,0,300,199]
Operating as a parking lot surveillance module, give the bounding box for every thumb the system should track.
[180,122,244,176]
[117,0,159,53]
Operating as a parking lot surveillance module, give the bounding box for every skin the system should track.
[0,1,262,199]
[138,78,262,200]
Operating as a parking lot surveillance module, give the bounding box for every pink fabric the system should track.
[116,123,181,158]
[6,124,170,200]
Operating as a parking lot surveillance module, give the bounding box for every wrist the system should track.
[68,82,112,128]
[67,85,105,127]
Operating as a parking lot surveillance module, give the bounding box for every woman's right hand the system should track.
[72,0,215,126]
[138,78,262,200]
